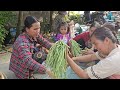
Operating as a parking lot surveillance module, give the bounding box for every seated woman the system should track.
[9,16,53,79]
[66,27,120,79]
[73,21,101,50]
[66,22,120,79]
[65,22,101,79]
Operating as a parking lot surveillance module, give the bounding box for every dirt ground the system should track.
[0,48,51,79]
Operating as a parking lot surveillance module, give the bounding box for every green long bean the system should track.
[45,40,68,79]
[69,39,82,57]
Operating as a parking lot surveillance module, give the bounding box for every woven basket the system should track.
[0,72,7,79]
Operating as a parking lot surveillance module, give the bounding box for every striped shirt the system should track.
[9,33,51,79]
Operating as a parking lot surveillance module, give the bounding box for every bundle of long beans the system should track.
[69,39,82,57]
[45,40,69,79]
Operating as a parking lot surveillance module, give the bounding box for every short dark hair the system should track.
[22,16,39,32]
[91,27,117,43]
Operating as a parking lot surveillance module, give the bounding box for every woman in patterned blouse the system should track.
[9,16,53,79]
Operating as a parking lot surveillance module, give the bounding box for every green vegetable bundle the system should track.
[45,40,69,79]
[69,39,82,57]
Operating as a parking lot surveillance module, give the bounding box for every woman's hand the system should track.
[68,48,73,58]
[50,43,54,46]
[66,47,73,62]
[45,69,56,79]
[67,39,73,46]
[42,47,49,54]
[81,48,95,55]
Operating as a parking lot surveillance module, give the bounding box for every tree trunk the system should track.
[50,11,53,32]
[68,11,70,17]
[16,11,23,39]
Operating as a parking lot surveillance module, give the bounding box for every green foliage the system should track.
[0,11,17,26]
[0,11,17,49]
[0,24,7,48]
[68,12,81,24]
[40,17,51,34]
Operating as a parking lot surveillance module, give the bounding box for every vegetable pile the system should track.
[69,39,82,57]
[45,40,68,79]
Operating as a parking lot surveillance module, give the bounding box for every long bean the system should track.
[69,39,82,57]
[45,40,69,79]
